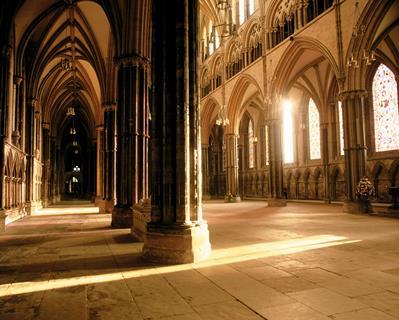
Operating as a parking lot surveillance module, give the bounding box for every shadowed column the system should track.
[143,0,211,263]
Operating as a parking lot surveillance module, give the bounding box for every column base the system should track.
[224,196,241,203]
[0,210,5,232]
[267,198,287,207]
[98,199,114,214]
[30,201,42,214]
[343,200,373,214]
[143,222,211,264]
[42,199,49,208]
[131,199,151,241]
[111,206,133,228]
[94,196,102,206]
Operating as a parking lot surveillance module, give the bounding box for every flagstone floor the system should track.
[1,201,399,320]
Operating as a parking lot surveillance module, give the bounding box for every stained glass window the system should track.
[264,125,269,165]
[208,22,214,54]
[338,101,344,155]
[283,100,294,163]
[308,98,321,159]
[373,64,399,152]
[249,0,255,15]
[239,0,245,25]
[248,119,255,168]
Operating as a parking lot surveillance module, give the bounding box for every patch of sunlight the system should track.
[0,234,361,298]
[34,206,99,216]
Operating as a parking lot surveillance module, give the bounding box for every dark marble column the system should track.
[99,105,115,214]
[340,90,368,212]
[49,137,56,204]
[12,75,23,147]
[225,133,241,201]
[143,0,211,263]
[41,123,51,208]
[95,125,104,205]
[111,57,150,227]
[267,118,287,206]
[0,44,11,230]
[201,144,211,200]
[25,98,36,214]
[320,122,330,202]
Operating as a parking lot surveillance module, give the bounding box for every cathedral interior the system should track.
[0,0,399,319]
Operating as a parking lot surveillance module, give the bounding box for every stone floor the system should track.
[1,200,399,320]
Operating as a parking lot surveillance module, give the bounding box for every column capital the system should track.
[102,103,116,112]
[1,44,11,58]
[13,75,23,86]
[339,89,368,101]
[28,98,38,108]
[114,54,150,68]
[42,122,50,130]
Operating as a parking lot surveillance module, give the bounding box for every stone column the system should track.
[202,144,211,200]
[95,125,104,205]
[12,76,23,147]
[143,0,211,263]
[267,118,287,206]
[340,90,368,212]
[225,133,241,201]
[25,98,36,214]
[99,105,115,214]
[320,122,330,202]
[49,137,56,204]
[55,144,61,202]
[41,123,51,208]
[112,56,150,228]
[0,45,11,231]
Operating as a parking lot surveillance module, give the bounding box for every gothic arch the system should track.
[345,0,398,90]
[201,97,221,143]
[273,37,339,97]
[226,74,264,134]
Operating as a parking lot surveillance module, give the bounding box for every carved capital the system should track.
[13,76,23,86]
[114,54,150,69]
[28,98,38,108]
[102,103,116,112]
[42,122,50,130]
[339,89,368,101]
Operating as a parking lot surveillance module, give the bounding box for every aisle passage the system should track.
[1,202,399,320]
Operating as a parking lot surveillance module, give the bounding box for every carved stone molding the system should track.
[102,103,116,112]
[42,122,50,130]
[13,76,23,86]
[114,54,150,69]
[339,89,368,100]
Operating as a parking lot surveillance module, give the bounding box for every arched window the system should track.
[283,100,294,163]
[372,63,399,152]
[239,0,245,25]
[208,22,214,54]
[308,98,321,159]
[338,100,344,155]
[248,119,255,168]
[264,125,269,165]
[249,0,255,15]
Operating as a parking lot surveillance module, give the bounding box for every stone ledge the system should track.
[131,199,151,241]
[0,210,5,232]
[111,206,133,228]
[143,222,211,264]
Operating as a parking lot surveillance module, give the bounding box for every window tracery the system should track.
[338,101,344,155]
[308,98,321,160]
[248,119,255,168]
[372,63,399,152]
